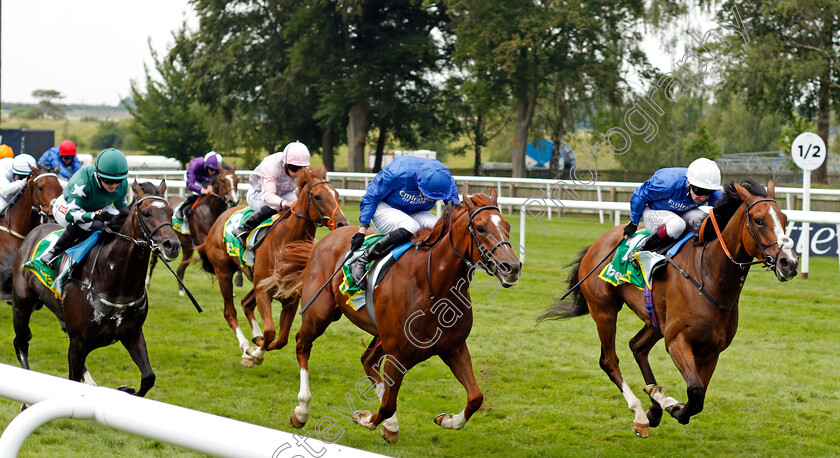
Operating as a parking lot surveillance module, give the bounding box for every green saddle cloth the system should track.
[223,207,276,268]
[338,234,385,308]
[598,229,651,290]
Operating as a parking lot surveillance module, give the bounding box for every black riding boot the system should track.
[640,231,672,253]
[38,224,87,269]
[181,194,200,218]
[350,228,413,286]
[233,205,277,246]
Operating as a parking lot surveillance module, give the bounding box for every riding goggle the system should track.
[286,164,303,173]
[690,185,714,197]
[101,177,123,186]
[13,173,29,181]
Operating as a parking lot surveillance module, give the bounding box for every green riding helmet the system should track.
[95,148,129,180]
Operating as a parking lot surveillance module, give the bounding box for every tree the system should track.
[90,119,133,151]
[128,32,211,164]
[449,0,648,177]
[31,89,66,119]
[716,1,840,182]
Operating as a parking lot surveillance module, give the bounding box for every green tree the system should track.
[685,123,719,160]
[90,119,132,150]
[128,32,211,164]
[31,89,66,120]
[705,92,784,155]
[716,1,840,182]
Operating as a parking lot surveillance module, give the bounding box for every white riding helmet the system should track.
[282,141,311,167]
[686,158,721,190]
[12,154,37,176]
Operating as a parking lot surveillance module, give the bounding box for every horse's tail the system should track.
[261,240,316,299]
[538,245,591,322]
[193,242,215,274]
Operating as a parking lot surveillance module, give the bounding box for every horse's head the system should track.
[130,180,181,261]
[734,180,798,281]
[295,166,349,230]
[459,189,521,287]
[29,166,63,223]
[213,164,239,207]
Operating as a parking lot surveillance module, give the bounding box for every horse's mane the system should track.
[699,178,767,242]
[413,194,493,245]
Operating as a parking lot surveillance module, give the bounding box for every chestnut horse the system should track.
[12,181,181,396]
[539,179,798,437]
[146,165,239,295]
[198,166,349,366]
[265,191,521,443]
[0,166,63,300]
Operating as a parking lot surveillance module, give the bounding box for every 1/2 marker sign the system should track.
[791,132,827,171]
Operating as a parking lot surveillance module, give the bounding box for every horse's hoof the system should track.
[178,290,185,297]
[245,346,265,365]
[380,425,399,443]
[117,385,136,395]
[633,422,650,438]
[20,403,28,412]
[241,356,255,368]
[352,410,375,430]
[434,413,446,426]
[234,271,243,287]
[290,409,306,429]
[253,336,265,347]
[646,407,662,428]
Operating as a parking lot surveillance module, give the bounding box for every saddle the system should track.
[223,208,284,267]
[599,230,695,291]
[172,202,190,235]
[23,230,101,299]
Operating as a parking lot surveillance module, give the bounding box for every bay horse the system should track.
[539,179,798,437]
[12,181,181,397]
[265,190,521,443]
[198,166,349,367]
[146,165,239,295]
[0,166,63,300]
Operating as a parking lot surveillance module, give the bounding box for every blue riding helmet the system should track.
[417,161,454,201]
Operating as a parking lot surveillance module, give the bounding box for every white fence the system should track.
[0,363,382,457]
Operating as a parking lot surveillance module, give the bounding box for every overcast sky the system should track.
[1,0,196,105]
[1,0,714,107]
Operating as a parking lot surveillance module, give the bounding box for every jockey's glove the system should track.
[623,221,638,239]
[350,232,365,252]
[93,210,113,222]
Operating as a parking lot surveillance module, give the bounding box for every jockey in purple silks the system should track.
[180,153,221,217]
[623,157,724,253]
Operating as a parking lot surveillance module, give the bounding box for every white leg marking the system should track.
[356,410,376,429]
[439,410,467,430]
[82,370,97,386]
[374,382,398,432]
[250,318,263,338]
[620,381,648,425]
[646,384,681,409]
[235,328,250,350]
[294,369,312,424]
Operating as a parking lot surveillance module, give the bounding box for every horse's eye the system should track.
[754,217,763,226]
[476,225,486,234]
[314,195,322,201]
[143,210,152,218]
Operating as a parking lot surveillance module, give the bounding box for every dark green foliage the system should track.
[90,120,133,151]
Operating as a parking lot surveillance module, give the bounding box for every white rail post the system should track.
[596,185,604,224]
[519,205,527,263]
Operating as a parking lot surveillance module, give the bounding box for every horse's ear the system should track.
[462,192,475,212]
[231,162,237,171]
[734,183,752,203]
[132,180,143,196]
[766,180,775,199]
[490,188,499,205]
[158,179,167,196]
[320,165,328,177]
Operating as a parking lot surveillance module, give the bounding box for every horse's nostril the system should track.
[500,262,518,275]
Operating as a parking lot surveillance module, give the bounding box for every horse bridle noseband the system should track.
[31,172,59,223]
[294,179,340,231]
[103,195,173,252]
[710,197,781,271]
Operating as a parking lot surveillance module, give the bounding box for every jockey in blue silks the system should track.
[349,156,459,284]
[38,140,82,181]
[623,158,724,252]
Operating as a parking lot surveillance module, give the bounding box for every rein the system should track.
[191,173,237,211]
[709,198,779,270]
[294,179,340,231]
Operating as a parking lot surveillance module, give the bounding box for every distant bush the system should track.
[90,119,134,150]
[25,107,43,119]
[81,115,100,122]
[9,107,28,118]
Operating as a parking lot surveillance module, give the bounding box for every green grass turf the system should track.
[1,208,838,456]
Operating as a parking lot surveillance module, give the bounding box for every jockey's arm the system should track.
[359,169,396,230]
[0,176,27,198]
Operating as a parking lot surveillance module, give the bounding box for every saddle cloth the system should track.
[338,234,413,311]
[172,202,190,235]
[23,229,101,298]
[599,230,694,290]
[223,207,279,268]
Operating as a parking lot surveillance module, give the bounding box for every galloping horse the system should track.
[12,181,181,396]
[198,166,348,366]
[539,179,798,437]
[146,165,239,295]
[0,166,63,300]
[265,191,521,443]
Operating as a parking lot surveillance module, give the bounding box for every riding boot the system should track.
[640,227,673,253]
[181,194,200,218]
[233,205,277,246]
[350,228,413,286]
[38,224,87,269]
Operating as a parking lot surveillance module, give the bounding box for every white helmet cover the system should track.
[686,158,721,190]
[12,154,37,175]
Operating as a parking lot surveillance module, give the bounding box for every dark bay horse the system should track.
[0,166,63,300]
[146,165,239,295]
[265,191,521,443]
[539,179,798,437]
[198,166,349,367]
[12,181,181,396]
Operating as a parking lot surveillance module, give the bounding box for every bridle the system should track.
[191,172,238,211]
[293,179,341,231]
[31,172,59,223]
[103,195,173,253]
[709,197,780,271]
[422,201,512,301]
